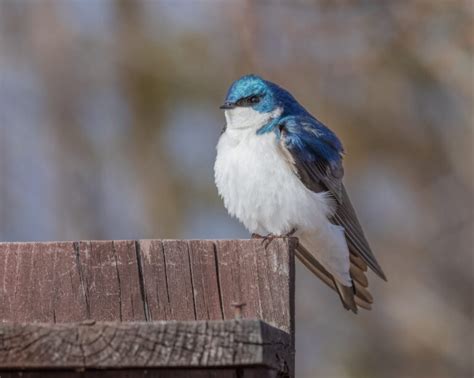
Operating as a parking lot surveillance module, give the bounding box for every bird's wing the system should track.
[334,184,386,280]
[278,115,386,281]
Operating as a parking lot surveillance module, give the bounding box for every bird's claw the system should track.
[251,232,275,247]
[251,228,297,247]
[261,234,277,247]
[285,228,297,237]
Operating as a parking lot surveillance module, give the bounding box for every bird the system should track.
[214,74,386,313]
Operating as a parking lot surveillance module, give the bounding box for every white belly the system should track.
[214,128,333,235]
[214,125,352,284]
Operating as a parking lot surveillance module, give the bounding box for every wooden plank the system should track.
[111,240,147,321]
[215,239,295,333]
[161,240,195,320]
[1,243,36,322]
[0,239,295,333]
[187,240,223,321]
[257,239,296,339]
[74,241,146,321]
[0,242,89,322]
[77,241,121,321]
[53,242,89,322]
[0,320,291,374]
[215,240,260,322]
[136,239,170,320]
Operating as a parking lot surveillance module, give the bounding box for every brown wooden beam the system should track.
[0,239,296,376]
[0,320,291,376]
[0,239,296,334]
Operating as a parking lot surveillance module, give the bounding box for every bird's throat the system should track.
[224,107,283,133]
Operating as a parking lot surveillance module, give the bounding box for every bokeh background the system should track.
[0,1,472,377]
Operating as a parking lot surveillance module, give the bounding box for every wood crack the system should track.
[212,242,225,320]
[186,241,198,321]
[134,241,150,321]
[112,241,123,322]
[73,242,91,318]
[161,242,172,319]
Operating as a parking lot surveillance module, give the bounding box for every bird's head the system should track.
[220,74,304,131]
[220,74,276,113]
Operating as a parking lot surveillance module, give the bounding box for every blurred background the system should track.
[0,1,472,377]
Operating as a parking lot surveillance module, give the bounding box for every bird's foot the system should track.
[285,228,297,237]
[251,228,297,247]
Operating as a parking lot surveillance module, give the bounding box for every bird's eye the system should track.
[249,95,260,104]
[236,95,261,107]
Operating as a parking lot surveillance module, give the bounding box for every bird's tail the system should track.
[295,244,373,313]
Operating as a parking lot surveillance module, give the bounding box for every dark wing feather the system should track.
[279,116,386,281]
[332,185,387,280]
[295,159,343,203]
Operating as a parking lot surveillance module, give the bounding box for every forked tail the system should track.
[295,244,373,313]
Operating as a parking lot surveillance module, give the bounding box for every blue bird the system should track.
[214,74,386,313]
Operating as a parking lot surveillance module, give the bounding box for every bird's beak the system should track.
[219,101,236,110]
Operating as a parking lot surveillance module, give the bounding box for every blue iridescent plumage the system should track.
[279,115,343,168]
[223,74,344,182]
[225,75,344,189]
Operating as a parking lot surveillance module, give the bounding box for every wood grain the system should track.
[0,320,291,373]
[0,239,296,376]
[0,239,295,333]
[187,240,223,321]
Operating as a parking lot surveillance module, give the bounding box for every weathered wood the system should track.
[74,240,147,322]
[0,239,296,377]
[0,242,90,323]
[187,240,224,321]
[0,320,290,374]
[215,240,296,337]
[0,239,295,334]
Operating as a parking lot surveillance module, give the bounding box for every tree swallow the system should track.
[214,74,386,313]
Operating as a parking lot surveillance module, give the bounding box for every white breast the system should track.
[214,107,352,284]
[214,110,333,236]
